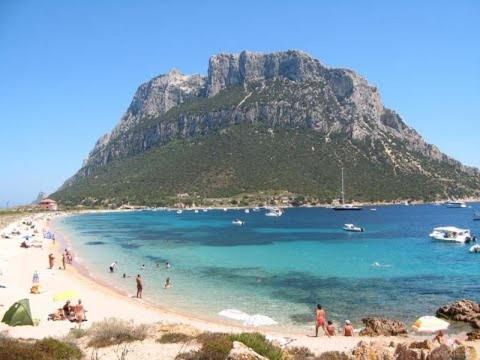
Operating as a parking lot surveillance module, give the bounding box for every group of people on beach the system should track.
[108,260,172,298]
[49,299,86,327]
[48,248,73,270]
[315,304,354,337]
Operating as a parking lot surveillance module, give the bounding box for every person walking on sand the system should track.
[315,304,328,337]
[48,253,55,269]
[343,320,354,337]
[62,253,66,270]
[136,274,143,298]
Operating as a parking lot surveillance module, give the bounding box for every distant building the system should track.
[38,198,58,211]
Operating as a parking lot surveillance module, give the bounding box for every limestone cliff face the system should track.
[75,50,475,181]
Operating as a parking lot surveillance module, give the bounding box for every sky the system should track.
[0,0,479,206]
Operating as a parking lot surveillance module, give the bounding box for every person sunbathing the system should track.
[62,300,75,320]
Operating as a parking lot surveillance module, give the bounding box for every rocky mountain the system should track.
[52,50,480,206]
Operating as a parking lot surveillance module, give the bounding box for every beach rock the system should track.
[227,341,268,360]
[436,300,480,329]
[427,344,452,360]
[317,351,350,360]
[452,345,477,360]
[359,317,408,337]
[409,340,435,351]
[395,343,424,360]
[467,330,480,341]
[352,341,394,360]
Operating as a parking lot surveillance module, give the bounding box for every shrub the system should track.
[87,318,149,348]
[230,332,283,360]
[176,333,233,360]
[286,346,315,360]
[156,332,193,344]
[0,337,82,360]
[66,328,87,340]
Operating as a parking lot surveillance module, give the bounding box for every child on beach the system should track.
[48,253,55,269]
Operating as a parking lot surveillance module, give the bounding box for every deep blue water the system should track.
[56,204,480,331]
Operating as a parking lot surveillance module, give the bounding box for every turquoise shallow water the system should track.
[55,205,480,331]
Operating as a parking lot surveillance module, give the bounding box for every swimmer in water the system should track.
[141,264,146,270]
[164,277,171,289]
[165,261,171,269]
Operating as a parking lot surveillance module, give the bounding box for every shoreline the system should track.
[0,211,476,355]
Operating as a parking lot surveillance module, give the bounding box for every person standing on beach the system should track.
[62,253,66,270]
[74,299,85,329]
[136,274,143,298]
[315,304,328,337]
[48,253,55,269]
[109,261,117,273]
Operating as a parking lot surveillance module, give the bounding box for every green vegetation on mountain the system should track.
[51,124,479,207]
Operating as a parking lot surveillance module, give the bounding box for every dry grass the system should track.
[86,318,149,348]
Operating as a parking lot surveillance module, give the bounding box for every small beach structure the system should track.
[38,198,58,211]
[1,299,34,326]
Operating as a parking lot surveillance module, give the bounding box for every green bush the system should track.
[176,333,233,360]
[87,318,149,348]
[230,332,283,360]
[0,337,82,360]
[156,332,193,344]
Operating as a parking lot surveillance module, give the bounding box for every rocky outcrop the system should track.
[76,50,476,179]
[353,341,395,360]
[227,341,268,360]
[436,300,480,329]
[359,318,408,337]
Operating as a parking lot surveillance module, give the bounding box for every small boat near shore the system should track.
[429,226,474,243]
[444,201,467,208]
[176,210,183,214]
[333,168,362,211]
[265,207,283,217]
[343,224,364,232]
[469,244,480,253]
[232,219,245,225]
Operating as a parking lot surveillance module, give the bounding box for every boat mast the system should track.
[341,167,345,205]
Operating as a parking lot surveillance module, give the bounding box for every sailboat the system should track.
[332,168,362,211]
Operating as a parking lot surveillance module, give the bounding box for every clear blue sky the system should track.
[1,0,479,206]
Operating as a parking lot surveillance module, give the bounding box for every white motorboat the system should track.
[194,209,199,213]
[469,244,480,253]
[265,207,283,217]
[223,208,228,212]
[244,209,250,214]
[176,209,183,214]
[343,224,364,232]
[332,168,362,211]
[444,201,467,208]
[429,226,473,243]
[232,219,245,225]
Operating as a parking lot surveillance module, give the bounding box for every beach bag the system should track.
[1,298,34,326]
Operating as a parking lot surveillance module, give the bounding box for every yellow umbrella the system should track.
[53,290,79,302]
[412,316,449,333]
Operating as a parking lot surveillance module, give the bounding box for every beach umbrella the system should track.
[53,289,79,302]
[412,316,449,333]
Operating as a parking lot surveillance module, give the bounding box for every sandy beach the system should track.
[0,211,477,358]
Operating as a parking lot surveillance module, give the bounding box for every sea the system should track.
[54,204,480,332]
